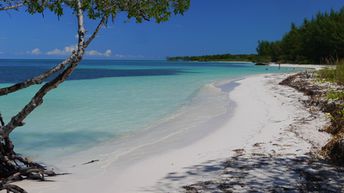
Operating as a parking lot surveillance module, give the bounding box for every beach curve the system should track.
[15,72,330,193]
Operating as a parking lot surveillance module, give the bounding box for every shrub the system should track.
[326,91,344,100]
[335,60,344,85]
[317,60,344,85]
[317,68,336,82]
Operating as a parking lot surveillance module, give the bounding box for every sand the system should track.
[13,72,331,193]
[269,63,328,70]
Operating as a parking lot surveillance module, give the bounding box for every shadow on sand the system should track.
[155,153,344,193]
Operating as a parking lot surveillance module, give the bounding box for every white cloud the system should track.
[64,45,77,53]
[104,49,112,57]
[26,48,41,55]
[46,45,76,56]
[85,49,112,57]
[46,45,111,57]
[31,48,41,55]
[86,50,102,56]
[113,54,145,59]
[46,48,64,55]
[114,54,125,58]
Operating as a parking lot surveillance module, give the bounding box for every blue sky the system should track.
[0,0,343,59]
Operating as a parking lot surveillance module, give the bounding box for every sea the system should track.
[0,59,301,160]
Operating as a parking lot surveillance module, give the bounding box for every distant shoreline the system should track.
[169,60,330,69]
[175,60,254,63]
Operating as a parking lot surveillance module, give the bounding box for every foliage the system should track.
[317,68,336,82]
[326,91,344,101]
[336,60,344,85]
[167,53,269,62]
[1,0,190,23]
[257,8,344,64]
[317,60,344,85]
[169,7,344,64]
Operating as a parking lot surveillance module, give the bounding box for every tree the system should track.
[256,40,272,57]
[257,7,344,64]
[0,0,190,192]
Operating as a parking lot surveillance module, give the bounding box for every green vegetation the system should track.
[317,60,344,85]
[317,68,336,82]
[326,91,344,101]
[11,0,190,23]
[167,53,266,62]
[257,8,344,64]
[170,8,344,64]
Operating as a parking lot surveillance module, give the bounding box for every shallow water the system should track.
[0,60,300,160]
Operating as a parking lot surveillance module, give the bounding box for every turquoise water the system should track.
[0,60,300,159]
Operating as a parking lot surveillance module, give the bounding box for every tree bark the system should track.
[0,1,108,192]
[0,2,23,11]
[0,15,107,97]
[0,57,73,96]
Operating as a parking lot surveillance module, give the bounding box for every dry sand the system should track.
[269,63,328,70]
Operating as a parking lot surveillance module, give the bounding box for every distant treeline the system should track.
[257,8,344,64]
[168,8,344,64]
[167,54,262,62]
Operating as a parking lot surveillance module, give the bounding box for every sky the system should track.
[0,0,343,60]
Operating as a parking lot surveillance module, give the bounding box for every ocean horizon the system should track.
[0,59,300,161]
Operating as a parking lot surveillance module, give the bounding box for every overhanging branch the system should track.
[0,57,73,96]
[1,0,87,138]
[84,15,108,48]
[0,9,108,97]
[0,2,23,11]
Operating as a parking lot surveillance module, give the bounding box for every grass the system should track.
[326,90,344,101]
[317,60,344,85]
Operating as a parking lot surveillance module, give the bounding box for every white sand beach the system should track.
[269,63,328,70]
[15,72,331,193]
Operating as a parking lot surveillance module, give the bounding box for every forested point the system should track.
[169,7,344,65]
[166,54,260,62]
[257,7,344,64]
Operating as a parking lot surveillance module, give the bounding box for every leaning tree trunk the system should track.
[0,1,108,192]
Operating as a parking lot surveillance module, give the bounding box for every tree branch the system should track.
[0,57,73,96]
[76,0,85,53]
[84,15,108,48]
[0,0,109,138]
[0,113,4,127]
[1,59,80,138]
[1,0,87,138]
[0,13,107,97]
[0,2,23,11]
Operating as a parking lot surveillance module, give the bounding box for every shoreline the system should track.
[268,63,328,70]
[41,77,240,166]
[17,72,333,192]
[167,60,329,70]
